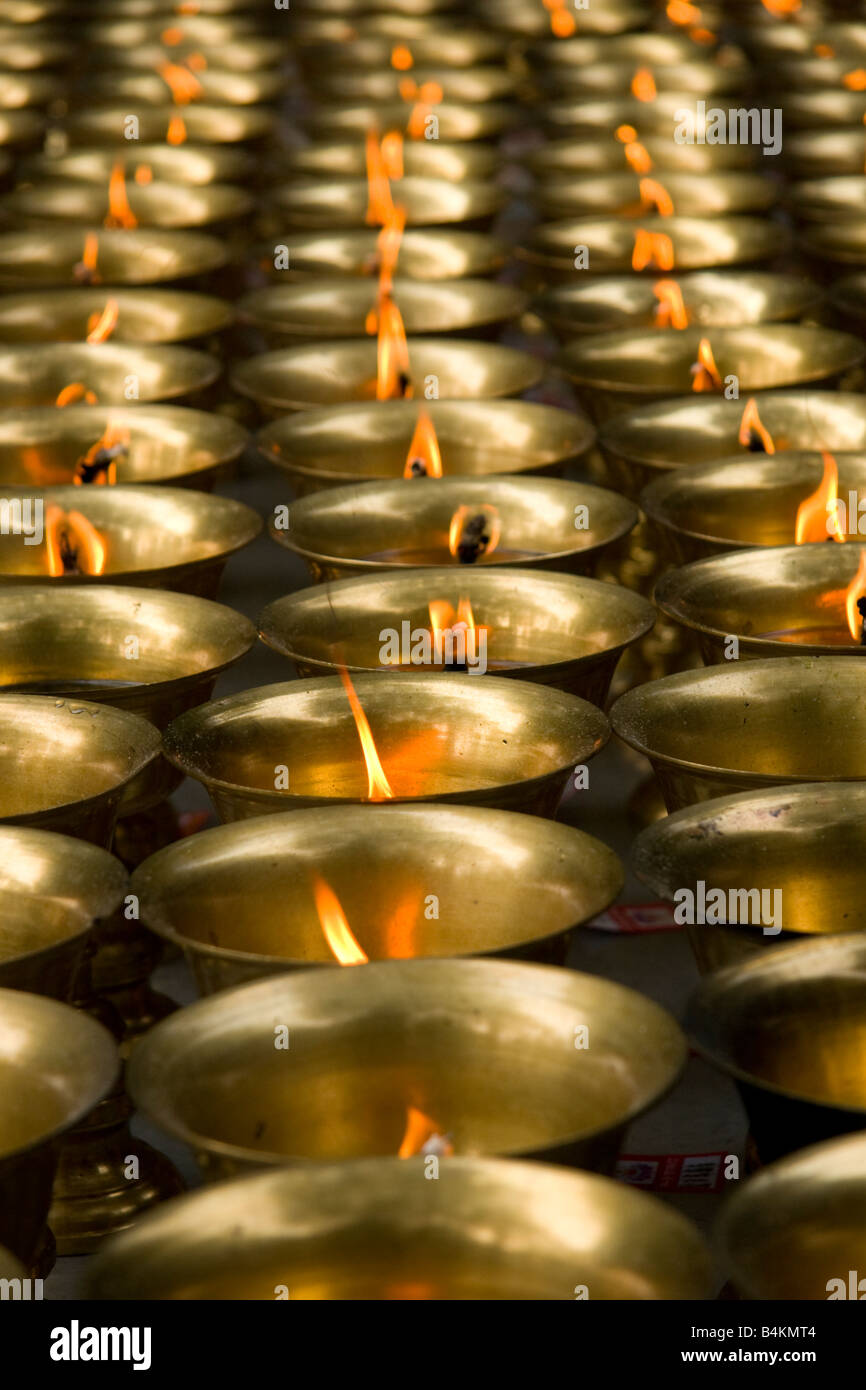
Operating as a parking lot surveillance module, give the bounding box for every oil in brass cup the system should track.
[0,404,247,490]
[783,128,866,179]
[276,139,499,182]
[22,143,249,186]
[535,271,817,339]
[269,176,505,230]
[610,655,866,812]
[2,179,254,231]
[687,936,866,1164]
[237,278,526,347]
[303,101,513,142]
[256,399,595,494]
[0,226,228,288]
[0,987,117,1271]
[269,475,636,580]
[87,1154,712,1300]
[633,782,866,975]
[0,342,219,408]
[0,694,160,845]
[527,135,757,179]
[258,227,506,280]
[163,672,609,820]
[720,1131,866,1300]
[772,53,866,91]
[533,171,776,220]
[0,288,232,345]
[560,325,864,425]
[640,452,866,564]
[132,804,623,991]
[231,340,543,415]
[126,959,684,1176]
[259,568,654,705]
[64,104,274,145]
[828,272,866,339]
[79,68,285,107]
[0,485,261,596]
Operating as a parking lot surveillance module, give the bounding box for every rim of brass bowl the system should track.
[87,1153,712,1300]
[20,144,249,186]
[0,72,54,108]
[79,70,285,107]
[275,140,499,182]
[85,38,285,71]
[0,485,262,589]
[131,803,623,975]
[741,19,866,60]
[527,135,757,178]
[535,271,818,337]
[535,60,748,99]
[256,399,595,488]
[64,104,274,145]
[0,227,228,288]
[314,66,516,104]
[779,90,866,131]
[270,176,505,230]
[782,128,866,179]
[162,672,610,815]
[300,29,506,69]
[302,102,513,142]
[520,215,787,276]
[772,54,866,91]
[82,16,271,44]
[788,175,866,224]
[482,0,645,37]
[237,278,527,341]
[0,694,161,833]
[542,92,720,136]
[0,404,247,488]
[640,451,866,557]
[0,288,232,344]
[533,170,776,219]
[268,474,636,576]
[258,568,655,694]
[0,342,220,408]
[610,655,866,791]
[2,180,254,230]
[258,228,507,280]
[231,339,543,413]
[125,957,685,1169]
[719,1131,866,1300]
[0,111,44,147]
[524,33,724,67]
[800,220,866,267]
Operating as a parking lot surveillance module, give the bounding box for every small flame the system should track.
[632,228,674,271]
[381,131,404,180]
[690,337,723,392]
[795,452,846,543]
[666,0,701,22]
[843,69,866,91]
[640,177,675,216]
[312,876,368,966]
[738,398,776,454]
[845,551,866,639]
[391,44,413,70]
[616,123,653,174]
[366,130,398,226]
[338,665,393,800]
[542,0,577,37]
[104,162,138,230]
[158,61,203,105]
[86,298,119,344]
[403,408,442,478]
[814,43,835,58]
[402,78,443,140]
[74,232,100,285]
[653,279,690,329]
[760,0,800,13]
[56,383,98,407]
[44,505,107,576]
[448,504,502,561]
[166,113,187,145]
[161,25,183,43]
[429,597,487,654]
[376,295,412,401]
[186,52,207,72]
[74,420,130,486]
[631,68,658,102]
[398,1106,454,1158]
[134,164,153,185]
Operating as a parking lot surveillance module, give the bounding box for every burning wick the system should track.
[75,442,126,485]
[398,1106,454,1159]
[338,664,393,800]
[44,505,107,576]
[738,398,775,454]
[449,504,502,565]
[403,408,443,478]
[312,876,368,966]
[74,232,100,285]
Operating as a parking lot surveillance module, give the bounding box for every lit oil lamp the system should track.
[777,88,866,129]
[303,100,513,142]
[269,475,636,579]
[542,91,732,136]
[782,127,866,178]
[0,287,231,345]
[269,176,505,230]
[258,227,506,281]
[532,170,776,219]
[299,29,507,71]
[163,671,609,820]
[22,142,249,185]
[482,0,645,37]
[0,341,220,407]
[64,103,274,145]
[528,133,757,178]
[3,176,253,231]
[131,804,623,990]
[82,67,285,106]
[126,959,684,1174]
[769,52,866,91]
[0,226,227,288]
[87,37,283,75]
[787,175,866,225]
[276,138,499,182]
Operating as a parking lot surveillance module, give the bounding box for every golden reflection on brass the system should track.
[0,342,220,407]
[271,177,504,230]
[0,227,227,288]
[0,288,231,344]
[3,180,253,230]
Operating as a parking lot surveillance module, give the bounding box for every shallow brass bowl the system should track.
[482,0,645,37]
[303,102,512,142]
[610,656,866,811]
[268,475,636,580]
[0,110,43,148]
[256,399,594,493]
[534,171,775,220]
[80,69,284,107]
[535,60,748,99]
[0,29,71,70]
[525,32,720,67]
[741,19,866,60]
[82,16,269,46]
[519,215,786,281]
[87,1154,711,1300]
[237,278,526,345]
[64,104,274,145]
[276,139,498,182]
[687,936,866,1163]
[0,226,227,288]
[86,38,283,72]
[271,176,504,230]
[779,89,866,130]
[259,568,654,705]
[231,339,543,415]
[800,221,866,269]
[127,958,684,1174]
[163,672,610,819]
[258,227,506,281]
[788,176,866,224]
[0,342,220,407]
[527,135,756,179]
[132,804,623,990]
[542,92,722,136]
[0,404,247,490]
[21,143,248,186]
[300,29,506,69]
[2,180,253,230]
[0,288,231,344]
[0,987,117,1269]
[782,128,866,179]
[771,53,866,90]
[0,485,261,595]
[0,72,54,108]
[315,66,516,104]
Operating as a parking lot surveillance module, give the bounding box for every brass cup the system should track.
[132,803,623,991]
[274,139,499,181]
[527,135,757,179]
[258,567,655,705]
[0,288,232,345]
[0,585,256,813]
[779,89,866,130]
[0,694,160,845]
[828,272,866,338]
[237,278,527,346]
[270,176,505,230]
[535,271,818,339]
[85,38,285,73]
[610,655,866,811]
[800,221,866,270]
[302,102,513,142]
[534,60,747,99]
[126,958,684,1175]
[256,399,595,494]
[0,987,117,1270]
[268,475,636,579]
[0,485,261,596]
[560,325,864,424]
[2,179,254,230]
[719,1132,866,1300]
[0,29,71,70]
[162,672,610,820]
[256,227,507,280]
[783,128,866,179]
[82,15,274,45]
[315,66,517,103]
[87,1154,712,1300]
[0,226,228,288]
[633,782,866,974]
[788,175,866,224]
[79,69,285,106]
[687,936,866,1163]
[0,342,220,408]
[482,0,645,37]
[524,32,721,67]
[532,171,776,220]
[299,29,506,70]
[64,104,274,145]
[231,340,544,415]
[0,403,247,490]
[21,143,249,185]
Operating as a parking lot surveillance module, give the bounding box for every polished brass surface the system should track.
[483,0,644,36]
[0,288,232,344]
[525,32,722,67]
[271,176,504,230]
[0,485,261,595]
[132,804,623,991]
[21,144,249,186]
[0,29,71,70]
[0,72,54,108]
[85,39,283,72]
[256,399,594,492]
[163,672,610,819]
[81,69,285,106]
[543,92,736,136]
[779,89,866,130]
[127,959,684,1174]
[303,101,512,142]
[783,128,866,179]
[0,110,44,147]
[315,65,515,103]
[0,404,247,490]
[534,172,775,219]
[789,176,866,224]
[3,180,253,230]
[800,220,866,269]
[268,475,636,580]
[610,656,866,811]
[300,30,506,69]
[0,226,227,288]
[520,215,786,280]
[0,342,220,407]
[87,1154,712,1300]
[64,104,274,145]
[528,135,756,179]
[534,60,746,98]
[258,227,506,280]
[232,340,543,414]
[742,18,866,60]
[276,139,498,182]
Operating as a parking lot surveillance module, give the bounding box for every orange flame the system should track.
[448,504,501,560]
[403,78,444,139]
[631,68,658,102]
[312,876,368,965]
[666,0,701,21]
[161,25,183,43]
[44,505,107,577]
[795,452,846,543]
[814,43,835,58]
[74,232,100,285]
[73,421,129,486]
[632,228,674,271]
[542,0,577,38]
[398,1106,454,1158]
[376,295,412,401]
[366,130,398,226]
[104,162,137,230]
[690,338,723,392]
[186,52,207,72]
[640,177,675,216]
[391,44,413,71]
[158,61,203,105]
[338,665,393,800]
[166,114,187,145]
[845,551,866,639]
[653,279,690,329]
[843,69,866,91]
[760,0,800,12]
[86,298,119,344]
[738,398,776,454]
[56,383,98,407]
[134,164,153,185]
[616,124,653,174]
[403,408,442,478]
